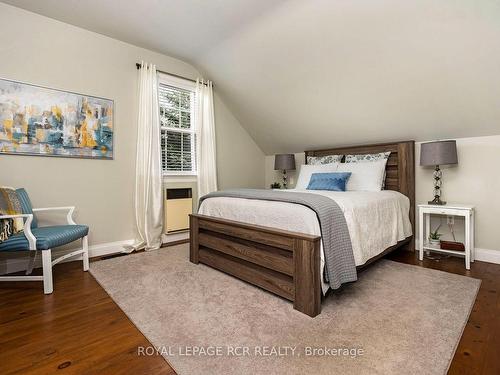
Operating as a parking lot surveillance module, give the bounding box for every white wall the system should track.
[0,4,264,251]
[200,0,500,154]
[265,152,304,189]
[416,136,500,254]
[214,94,265,189]
[265,135,500,252]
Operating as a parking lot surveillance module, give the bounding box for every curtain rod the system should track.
[135,63,212,86]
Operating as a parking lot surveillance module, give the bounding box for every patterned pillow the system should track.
[345,151,391,163]
[0,186,24,243]
[306,172,352,191]
[307,154,343,165]
[344,152,391,189]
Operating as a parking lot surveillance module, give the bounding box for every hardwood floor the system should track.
[0,257,175,375]
[1,248,498,374]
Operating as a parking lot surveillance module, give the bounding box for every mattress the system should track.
[198,189,413,292]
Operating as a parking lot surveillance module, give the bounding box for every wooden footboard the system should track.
[190,214,322,317]
[189,141,415,317]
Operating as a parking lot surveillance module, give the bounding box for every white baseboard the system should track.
[0,234,192,276]
[162,231,189,243]
[475,248,500,265]
[0,256,29,276]
[5,236,494,276]
[0,239,134,275]
[88,239,134,258]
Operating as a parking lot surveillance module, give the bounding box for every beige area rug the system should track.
[90,244,480,375]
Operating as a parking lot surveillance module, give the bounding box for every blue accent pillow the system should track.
[306,172,352,191]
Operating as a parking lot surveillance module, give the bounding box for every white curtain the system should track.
[196,79,218,198]
[127,62,163,252]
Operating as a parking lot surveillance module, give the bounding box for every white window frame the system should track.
[158,73,197,176]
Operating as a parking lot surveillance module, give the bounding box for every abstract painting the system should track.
[0,78,113,159]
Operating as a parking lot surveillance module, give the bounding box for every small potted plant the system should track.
[270,182,282,189]
[429,225,442,246]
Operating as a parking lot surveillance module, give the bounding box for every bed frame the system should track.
[190,141,415,317]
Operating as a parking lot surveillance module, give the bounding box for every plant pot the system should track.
[429,239,441,247]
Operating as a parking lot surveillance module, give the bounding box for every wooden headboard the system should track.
[305,141,415,250]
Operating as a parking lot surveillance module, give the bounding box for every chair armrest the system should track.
[0,213,31,220]
[32,206,76,225]
[0,213,36,250]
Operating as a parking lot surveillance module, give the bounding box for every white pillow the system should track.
[295,163,339,189]
[345,151,391,189]
[337,159,387,191]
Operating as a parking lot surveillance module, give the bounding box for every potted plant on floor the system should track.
[429,225,442,247]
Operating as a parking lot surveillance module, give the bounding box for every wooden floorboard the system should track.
[0,259,175,375]
[0,247,498,374]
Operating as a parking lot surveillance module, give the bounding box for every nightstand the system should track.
[418,204,475,270]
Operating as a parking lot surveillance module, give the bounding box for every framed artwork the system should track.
[0,78,114,159]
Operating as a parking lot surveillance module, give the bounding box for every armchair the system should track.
[0,189,89,294]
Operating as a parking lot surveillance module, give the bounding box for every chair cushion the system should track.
[15,188,38,229]
[0,225,89,251]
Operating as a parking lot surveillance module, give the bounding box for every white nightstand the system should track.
[418,204,475,270]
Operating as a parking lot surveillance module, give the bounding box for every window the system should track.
[158,76,196,175]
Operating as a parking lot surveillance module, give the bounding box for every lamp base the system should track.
[428,196,446,205]
[282,169,288,189]
[429,166,445,205]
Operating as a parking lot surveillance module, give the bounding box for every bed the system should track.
[189,141,415,317]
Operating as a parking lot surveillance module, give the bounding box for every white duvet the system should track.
[198,189,412,291]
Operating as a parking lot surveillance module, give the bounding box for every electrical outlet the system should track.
[447,216,455,225]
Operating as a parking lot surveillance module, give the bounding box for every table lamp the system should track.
[420,140,458,205]
[274,154,296,189]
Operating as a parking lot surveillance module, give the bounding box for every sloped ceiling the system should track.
[3,0,500,154]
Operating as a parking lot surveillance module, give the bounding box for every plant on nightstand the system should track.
[429,225,443,246]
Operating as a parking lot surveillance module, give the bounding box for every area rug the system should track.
[90,244,480,375]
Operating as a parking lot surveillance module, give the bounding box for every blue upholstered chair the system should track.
[0,189,89,294]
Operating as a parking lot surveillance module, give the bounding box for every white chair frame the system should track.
[0,206,89,294]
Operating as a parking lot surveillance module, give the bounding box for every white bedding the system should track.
[198,189,412,292]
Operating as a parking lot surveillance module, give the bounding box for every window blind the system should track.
[158,83,196,174]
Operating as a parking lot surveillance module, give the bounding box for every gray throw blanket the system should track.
[199,189,357,289]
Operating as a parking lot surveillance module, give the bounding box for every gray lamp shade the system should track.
[274,154,296,171]
[420,140,458,166]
